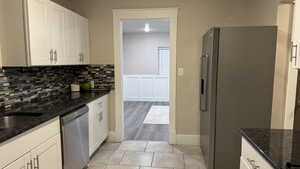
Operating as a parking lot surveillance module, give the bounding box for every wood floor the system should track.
[124,101,169,141]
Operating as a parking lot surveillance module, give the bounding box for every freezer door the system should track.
[200,28,219,169]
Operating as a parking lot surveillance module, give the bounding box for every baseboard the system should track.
[107,131,121,142]
[124,98,169,102]
[176,134,200,145]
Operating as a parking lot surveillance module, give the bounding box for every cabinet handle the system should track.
[50,49,54,63]
[54,50,58,63]
[292,44,298,66]
[33,156,39,169]
[27,160,33,169]
[79,53,84,63]
[246,158,260,169]
[99,112,103,122]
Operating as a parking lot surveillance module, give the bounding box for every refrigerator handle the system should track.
[200,54,209,111]
[201,79,205,94]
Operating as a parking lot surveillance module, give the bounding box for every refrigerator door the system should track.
[214,26,276,169]
[200,28,219,169]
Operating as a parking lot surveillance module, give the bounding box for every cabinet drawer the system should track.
[0,117,60,168]
[241,137,273,169]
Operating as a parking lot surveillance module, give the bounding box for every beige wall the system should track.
[0,0,3,66]
[271,4,293,129]
[62,0,278,135]
[123,32,169,75]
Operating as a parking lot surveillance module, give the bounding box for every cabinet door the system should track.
[93,101,103,151]
[27,0,50,66]
[100,95,108,143]
[63,10,77,65]
[47,1,65,65]
[93,96,108,149]
[30,134,62,169]
[81,17,90,64]
[292,0,300,68]
[88,101,95,156]
[3,154,28,169]
[76,15,90,64]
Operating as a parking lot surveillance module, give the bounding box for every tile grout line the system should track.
[150,152,155,167]
[117,147,127,166]
[183,153,186,169]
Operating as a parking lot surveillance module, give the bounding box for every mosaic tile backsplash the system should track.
[0,65,114,109]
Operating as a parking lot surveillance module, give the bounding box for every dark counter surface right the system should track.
[241,128,300,169]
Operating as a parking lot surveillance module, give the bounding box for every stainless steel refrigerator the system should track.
[200,26,277,169]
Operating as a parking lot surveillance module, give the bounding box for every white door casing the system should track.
[113,8,178,143]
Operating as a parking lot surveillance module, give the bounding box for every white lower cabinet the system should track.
[3,153,29,169]
[88,95,109,156]
[240,137,274,169]
[31,135,62,169]
[0,118,62,169]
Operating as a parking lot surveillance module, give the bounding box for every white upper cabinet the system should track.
[47,1,65,65]
[63,10,77,65]
[77,16,90,64]
[0,0,90,66]
[292,0,300,68]
[27,0,50,65]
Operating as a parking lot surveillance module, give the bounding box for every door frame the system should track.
[112,8,178,143]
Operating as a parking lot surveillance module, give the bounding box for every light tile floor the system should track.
[88,141,207,169]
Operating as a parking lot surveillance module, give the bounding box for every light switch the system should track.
[178,68,184,76]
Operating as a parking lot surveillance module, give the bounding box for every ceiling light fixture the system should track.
[144,23,150,32]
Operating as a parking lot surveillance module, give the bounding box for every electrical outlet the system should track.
[178,68,184,76]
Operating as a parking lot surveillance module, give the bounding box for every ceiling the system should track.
[122,19,170,33]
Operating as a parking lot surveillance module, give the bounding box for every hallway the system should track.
[124,101,169,141]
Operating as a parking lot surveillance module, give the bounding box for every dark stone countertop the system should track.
[0,90,110,144]
[241,128,300,169]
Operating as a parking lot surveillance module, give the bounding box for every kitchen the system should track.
[0,0,300,169]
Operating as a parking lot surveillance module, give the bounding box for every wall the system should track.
[0,0,3,67]
[70,0,279,135]
[123,33,169,75]
[271,3,293,129]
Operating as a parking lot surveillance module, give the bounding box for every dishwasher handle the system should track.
[61,106,89,124]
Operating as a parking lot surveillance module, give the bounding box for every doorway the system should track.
[113,8,178,144]
[122,19,170,141]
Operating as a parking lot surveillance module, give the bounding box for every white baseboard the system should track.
[176,134,200,145]
[107,131,121,142]
[124,98,169,102]
[108,131,200,146]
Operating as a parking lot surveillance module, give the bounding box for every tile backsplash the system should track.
[0,65,114,109]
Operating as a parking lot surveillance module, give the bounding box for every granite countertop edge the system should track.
[240,129,281,169]
[0,90,110,144]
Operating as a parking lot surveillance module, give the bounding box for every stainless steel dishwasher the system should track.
[61,106,89,169]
